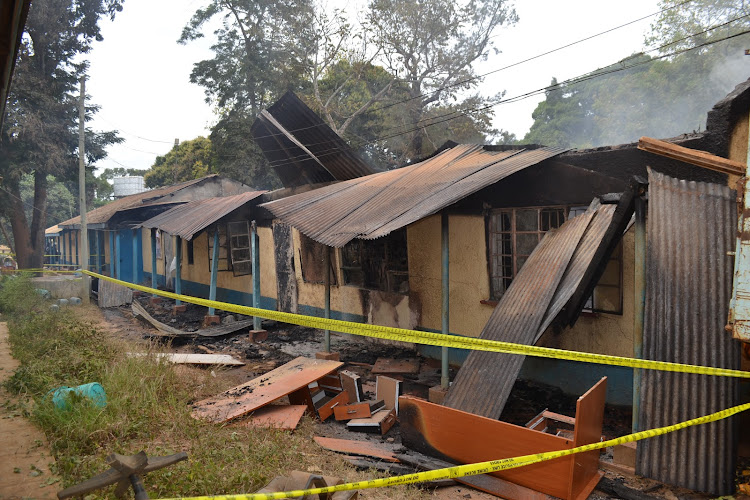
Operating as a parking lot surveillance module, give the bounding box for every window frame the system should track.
[340,229,408,293]
[228,221,252,277]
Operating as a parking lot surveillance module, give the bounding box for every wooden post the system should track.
[151,229,158,296]
[115,232,121,279]
[78,76,89,303]
[109,231,115,278]
[206,227,220,322]
[132,229,138,284]
[95,230,102,273]
[174,236,182,308]
[251,221,261,330]
[324,245,331,352]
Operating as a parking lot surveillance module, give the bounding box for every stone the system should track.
[222,314,236,325]
[35,289,51,299]
[57,299,69,307]
[203,315,220,326]
[69,297,82,305]
[49,304,59,312]
[315,351,340,361]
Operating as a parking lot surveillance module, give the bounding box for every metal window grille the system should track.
[228,221,252,277]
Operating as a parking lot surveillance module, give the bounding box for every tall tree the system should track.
[0,0,122,269]
[523,0,750,149]
[366,0,517,160]
[144,136,216,188]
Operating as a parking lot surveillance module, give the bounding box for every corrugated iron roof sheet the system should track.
[443,206,596,418]
[636,169,739,495]
[139,191,266,240]
[262,144,566,247]
[58,175,219,228]
[252,91,376,188]
[45,224,61,236]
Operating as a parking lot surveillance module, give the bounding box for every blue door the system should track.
[117,229,143,283]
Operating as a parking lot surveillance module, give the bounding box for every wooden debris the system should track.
[132,301,254,338]
[372,357,419,374]
[375,376,401,415]
[319,373,343,392]
[397,452,552,499]
[347,408,397,435]
[191,356,343,424]
[315,390,349,421]
[314,436,400,463]
[127,353,244,366]
[398,377,607,500]
[339,370,364,403]
[638,136,745,176]
[334,400,385,421]
[232,405,307,431]
[96,278,133,308]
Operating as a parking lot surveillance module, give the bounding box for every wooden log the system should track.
[637,136,745,176]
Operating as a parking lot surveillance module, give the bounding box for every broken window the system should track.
[488,206,568,300]
[340,229,408,293]
[299,233,337,285]
[207,224,231,272]
[187,239,194,265]
[228,221,252,277]
[582,241,623,314]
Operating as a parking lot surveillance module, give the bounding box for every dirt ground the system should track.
[0,322,60,500]
[87,298,730,499]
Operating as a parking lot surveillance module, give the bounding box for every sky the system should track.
[86,0,661,174]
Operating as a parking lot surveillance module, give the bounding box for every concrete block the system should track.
[315,351,340,361]
[222,314,236,324]
[148,297,161,306]
[69,297,82,305]
[49,304,59,312]
[613,441,637,468]
[428,385,449,405]
[248,329,268,343]
[57,298,69,307]
[172,305,187,315]
[203,315,220,326]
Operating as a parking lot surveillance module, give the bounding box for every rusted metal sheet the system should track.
[252,91,376,188]
[138,191,265,241]
[262,145,566,247]
[191,356,343,423]
[637,169,740,495]
[59,175,218,228]
[444,208,595,418]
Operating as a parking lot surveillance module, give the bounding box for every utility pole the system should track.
[79,76,89,303]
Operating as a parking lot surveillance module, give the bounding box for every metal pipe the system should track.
[175,236,182,306]
[441,212,450,389]
[324,245,331,352]
[208,227,219,316]
[151,229,158,295]
[632,192,646,432]
[251,221,261,330]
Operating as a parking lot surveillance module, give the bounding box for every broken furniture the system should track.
[57,451,187,500]
[192,356,343,424]
[232,405,308,431]
[400,378,607,500]
[334,400,385,421]
[256,470,357,499]
[314,437,400,463]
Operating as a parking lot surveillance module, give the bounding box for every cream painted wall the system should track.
[407,215,494,337]
[537,226,635,358]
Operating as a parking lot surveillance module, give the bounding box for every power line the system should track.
[259,22,750,171]
[249,0,695,143]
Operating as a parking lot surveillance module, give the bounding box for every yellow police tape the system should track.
[84,270,750,380]
[156,401,750,500]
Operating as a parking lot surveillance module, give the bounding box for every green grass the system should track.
[0,277,426,499]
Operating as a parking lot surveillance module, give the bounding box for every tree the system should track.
[0,0,123,269]
[144,137,216,188]
[366,0,517,160]
[523,0,750,149]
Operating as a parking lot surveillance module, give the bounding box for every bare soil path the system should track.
[0,322,59,499]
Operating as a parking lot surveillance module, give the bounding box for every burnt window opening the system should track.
[207,224,232,272]
[340,230,408,293]
[582,240,623,315]
[228,221,252,277]
[187,239,194,265]
[488,206,570,300]
[299,233,338,285]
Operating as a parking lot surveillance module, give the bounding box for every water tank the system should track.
[113,176,146,197]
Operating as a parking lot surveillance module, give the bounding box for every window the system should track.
[187,239,194,265]
[207,224,231,272]
[583,241,623,314]
[228,221,252,277]
[341,229,408,293]
[299,233,337,285]
[488,207,568,299]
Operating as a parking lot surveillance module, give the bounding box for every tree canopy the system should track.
[523,0,750,149]
[144,136,216,188]
[0,0,123,268]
